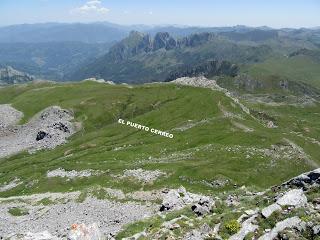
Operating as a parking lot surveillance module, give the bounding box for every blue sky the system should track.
[0,0,319,28]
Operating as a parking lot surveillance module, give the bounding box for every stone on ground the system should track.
[276,189,307,207]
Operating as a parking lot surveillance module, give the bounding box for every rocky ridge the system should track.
[166,60,239,81]
[107,31,218,63]
[0,66,34,85]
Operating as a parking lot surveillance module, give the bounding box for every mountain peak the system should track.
[107,31,178,62]
[153,32,177,50]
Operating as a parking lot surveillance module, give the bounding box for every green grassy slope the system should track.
[243,55,320,88]
[0,81,319,198]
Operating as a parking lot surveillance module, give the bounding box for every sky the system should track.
[0,0,319,28]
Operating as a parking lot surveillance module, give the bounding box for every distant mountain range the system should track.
[68,28,320,86]
[1,22,319,44]
[68,31,272,83]
[0,22,319,88]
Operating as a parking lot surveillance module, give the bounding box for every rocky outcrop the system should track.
[166,60,238,81]
[171,76,223,90]
[261,203,282,218]
[0,105,77,159]
[153,32,177,50]
[258,216,305,240]
[160,186,214,213]
[276,189,308,207]
[107,31,220,63]
[107,31,152,62]
[191,196,214,216]
[178,32,216,47]
[0,66,34,85]
[260,189,307,219]
[283,168,320,190]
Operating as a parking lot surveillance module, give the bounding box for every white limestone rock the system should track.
[229,215,258,240]
[261,203,282,218]
[258,216,305,240]
[277,189,307,207]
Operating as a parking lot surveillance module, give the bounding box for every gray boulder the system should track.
[160,186,213,212]
[276,189,307,207]
[191,197,214,216]
[284,168,320,189]
[261,203,282,218]
[258,216,305,240]
[313,225,320,235]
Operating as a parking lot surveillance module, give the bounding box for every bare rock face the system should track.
[178,32,216,48]
[108,31,177,62]
[166,60,238,81]
[153,32,177,50]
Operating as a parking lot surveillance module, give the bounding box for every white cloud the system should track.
[71,0,110,15]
